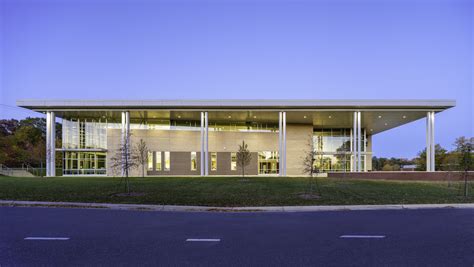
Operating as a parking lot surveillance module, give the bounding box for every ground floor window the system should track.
[63,151,106,175]
[190,152,197,171]
[147,151,153,170]
[258,151,279,174]
[313,154,366,172]
[231,152,237,171]
[164,151,170,171]
[211,152,217,171]
[155,151,162,171]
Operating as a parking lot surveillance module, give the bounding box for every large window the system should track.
[63,152,106,175]
[62,118,107,149]
[190,152,197,171]
[313,128,367,172]
[155,151,162,171]
[148,151,153,171]
[258,151,279,174]
[211,152,217,171]
[231,152,237,171]
[164,151,170,171]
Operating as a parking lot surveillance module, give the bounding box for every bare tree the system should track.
[301,135,321,197]
[455,137,473,197]
[236,141,252,180]
[109,134,138,194]
[135,139,149,178]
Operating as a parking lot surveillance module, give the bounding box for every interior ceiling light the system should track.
[303,115,307,119]
[402,115,406,119]
[253,116,257,119]
[228,115,232,118]
[370,129,373,131]
[328,115,332,119]
[384,123,388,126]
[378,115,382,119]
[177,115,181,118]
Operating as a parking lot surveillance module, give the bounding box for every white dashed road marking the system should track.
[186,238,221,242]
[24,237,70,241]
[340,235,386,239]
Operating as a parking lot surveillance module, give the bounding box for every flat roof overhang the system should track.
[16,99,456,135]
[17,99,455,111]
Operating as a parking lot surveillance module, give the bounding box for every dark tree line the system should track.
[372,137,473,172]
[0,118,61,168]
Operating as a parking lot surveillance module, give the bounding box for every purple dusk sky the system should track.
[0,0,472,158]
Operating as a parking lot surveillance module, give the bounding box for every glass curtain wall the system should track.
[62,118,110,175]
[313,128,366,172]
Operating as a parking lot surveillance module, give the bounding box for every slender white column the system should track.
[200,112,205,176]
[46,112,51,177]
[121,111,130,176]
[50,111,56,177]
[204,112,209,176]
[282,112,287,176]
[278,112,283,176]
[357,111,362,172]
[352,111,358,172]
[430,112,435,171]
[350,127,353,172]
[426,112,431,171]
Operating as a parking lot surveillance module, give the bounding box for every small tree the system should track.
[109,134,138,194]
[236,141,251,180]
[301,135,321,197]
[135,139,149,178]
[455,137,473,197]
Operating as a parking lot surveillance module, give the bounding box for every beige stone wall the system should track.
[106,125,372,176]
[106,129,276,176]
[286,124,313,176]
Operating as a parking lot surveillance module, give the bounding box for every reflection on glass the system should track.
[63,152,106,175]
[147,151,153,171]
[156,151,162,171]
[211,152,217,171]
[191,152,197,171]
[313,128,367,172]
[258,151,279,174]
[231,152,237,171]
[164,152,170,171]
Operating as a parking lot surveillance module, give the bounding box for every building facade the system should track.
[17,99,455,177]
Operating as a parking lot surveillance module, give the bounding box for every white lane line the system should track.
[24,237,70,241]
[186,238,220,242]
[340,235,386,239]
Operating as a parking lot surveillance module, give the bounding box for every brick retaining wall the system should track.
[327,171,473,181]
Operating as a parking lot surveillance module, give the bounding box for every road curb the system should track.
[0,200,473,212]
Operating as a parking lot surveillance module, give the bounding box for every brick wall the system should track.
[327,171,473,181]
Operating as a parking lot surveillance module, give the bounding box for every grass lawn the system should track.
[0,176,472,206]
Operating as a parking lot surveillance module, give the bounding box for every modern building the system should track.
[17,99,455,177]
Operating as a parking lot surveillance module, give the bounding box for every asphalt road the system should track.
[0,207,473,266]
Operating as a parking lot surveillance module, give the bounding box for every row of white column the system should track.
[121,111,131,176]
[45,111,56,177]
[426,111,435,172]
[197,111,287,176]
[352,111,363,172]
[45,110,437,176]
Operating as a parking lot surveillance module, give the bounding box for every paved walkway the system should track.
[0,200,473,212]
